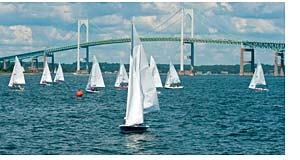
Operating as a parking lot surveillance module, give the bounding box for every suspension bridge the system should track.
[0,8,285,76]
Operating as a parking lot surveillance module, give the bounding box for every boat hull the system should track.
[164,86,184,89]
[9,85,24,91]
[54,80,64,83]
[119,124,149,133]
[86,89,101,93]
[251,88,269,92]
[114,85,128,89]
[40,82,51,86]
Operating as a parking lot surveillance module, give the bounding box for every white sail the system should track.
[124,23,159,126]
[149,56,163,88]
[54,63,64,82]
[86,55,105,89]
[248,62,266,89]
[40,58,52,84]
[114,63,129,87]
[165,61,181,87]
[8,56,25,87]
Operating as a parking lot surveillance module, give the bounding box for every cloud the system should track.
[48,27,76,41]
[0,25,32,45]
[208,27,218,34]
[219,2,233,12]
[90,14,129,26]
[0,3,16,14]
[140,2,180,14]
[231,17,283,34]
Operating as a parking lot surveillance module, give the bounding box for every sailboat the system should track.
[8,56,25,91]
[149,56,163,88]
[40,58,52,85]
[248,62,268,91]
[54,63,64,82]
[85,55,105,93]
[119,20,159,133]
[114,62,129,88]
[164,61,184,89]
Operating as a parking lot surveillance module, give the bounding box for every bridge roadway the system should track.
[0,37,285,61]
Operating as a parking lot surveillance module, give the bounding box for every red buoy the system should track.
[76,89,84,97]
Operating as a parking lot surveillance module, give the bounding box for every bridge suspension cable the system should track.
[153,9,181,32]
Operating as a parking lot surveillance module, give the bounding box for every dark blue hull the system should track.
[119,124,149,133]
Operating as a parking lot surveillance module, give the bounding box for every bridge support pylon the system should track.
[86,47,89,72]
[30,57,38,73]
[240,48,255,76]
[274,50,285,76]
[3,59,7,70]
[51,54,55,74]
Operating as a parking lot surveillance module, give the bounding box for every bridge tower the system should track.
[179,8,194,75]
[77,19,89,74]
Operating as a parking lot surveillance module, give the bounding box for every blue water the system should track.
[0,74,284,154]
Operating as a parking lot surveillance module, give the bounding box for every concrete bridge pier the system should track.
[179,42,195,75]
[3,59,7,70]
[50,54,55,74]
[274,51,278,76]
[44,53,55,73]
[190,42,195,71]
[274,50,285,76]
[240,48,255,76]
[30,57,38,73]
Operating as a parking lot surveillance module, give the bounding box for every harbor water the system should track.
[0,74,285,154]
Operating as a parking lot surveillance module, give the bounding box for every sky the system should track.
[0,2,285,65]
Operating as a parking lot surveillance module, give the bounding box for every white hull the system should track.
[40,82,51,86]
[250,87,269,91]
[54,80,64,83]
[9,85,24,91]
[85,89,101,93]
[165,86,184,89]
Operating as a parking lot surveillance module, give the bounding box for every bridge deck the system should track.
[0,37,285,61]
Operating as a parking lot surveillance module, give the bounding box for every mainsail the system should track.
[165,61,181,87]
[54,63,64,82]
[8,56,25,87]
[86,55,105,89]
[248,62,266,89]
[40,58,52,84]
[114,63,129,87]
[149,56,163,88]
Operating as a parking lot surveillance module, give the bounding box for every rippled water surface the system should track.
[0,74,284,154]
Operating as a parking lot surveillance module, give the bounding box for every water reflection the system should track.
[123,132,154,154]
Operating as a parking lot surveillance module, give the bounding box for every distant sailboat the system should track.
[8,56,25,91]
[149,56,163,88]
[85,55,105,93]
[165,61,183,89]
[54,63,64,82]
[54,67,57,74]
[40,58,52,85]
[114,62,129,88]
[119,20,159,133]
[248,62,268,91]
